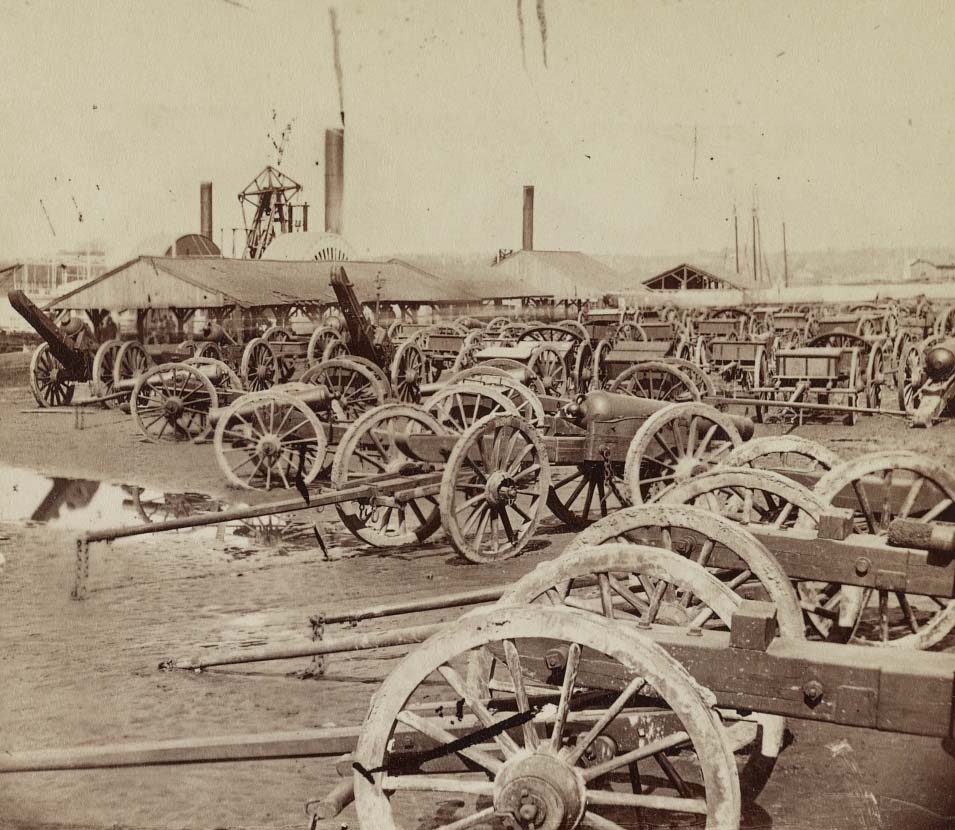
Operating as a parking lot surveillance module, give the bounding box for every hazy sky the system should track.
[1,0,953,264]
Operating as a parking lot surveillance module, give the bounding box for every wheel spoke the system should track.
[565,675,647,764]
[396,710,502,774]
[437,665,520,756]
[380,774,493,795]
[502,639,538,748]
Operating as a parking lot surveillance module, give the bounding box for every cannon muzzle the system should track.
[567,389,754,438]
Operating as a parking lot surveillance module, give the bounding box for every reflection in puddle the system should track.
[0,463,351,556]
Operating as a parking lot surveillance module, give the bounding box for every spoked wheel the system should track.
[307,325,345,366]
[300,358,388,421]
[612,320,647,341]
[330,405,445,547]
[262,325,298,382]
[896,343,922,415]
[518,324,584,346]
[570,340,596,394]
[192,340,223,360]
[354,605,741,830]
[448,366,546,425]
[184,356,244,403]
[131,362,219,443]
[390,340,430,403]
[91,338,123,406]
[528,345,571,397]
[609,362,700,402]
[546,457,630,531]
[423,383,518,432]
[451,329,484,373]
[213,390,328,491]
[750,346,775,423]
[497,540,796,758]
[239,337,279,392]
[567,504,803,638]
[112,340,151,388]
[440,413,550,563]
[660,468,825,531]
[725,436,841,476]
[624,403,742,504]
[29,343,77,407]
[865,341,885,410]
[807,452,955,647]
[663,358,716,399]
[322,335,350,362]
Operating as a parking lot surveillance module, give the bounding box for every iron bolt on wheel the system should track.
[330,404,446,547]
[353,605,741,830]
[440,413,551,563]
[132,362,219,443]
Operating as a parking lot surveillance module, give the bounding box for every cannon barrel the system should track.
[7,290,87,375]
[567,389,754,438]
[208,384,333,426]
[114,362,228,393]
[888,518,955,554]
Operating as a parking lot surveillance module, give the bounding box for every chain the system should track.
[72,535,90,600]
[600,446,614,485]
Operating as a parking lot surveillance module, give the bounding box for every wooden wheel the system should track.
[527,345,571,398]
[865,340,885,410]
[501,540,796,757]
[611,320,647,341]
[354,605,741,830]
[299,358,387,421]
[330,404,445,547]
[213,390,327,491]
[609,361,700,402]
[192,340,223,360]
[307,325,345,366]
[183,356,244,400]
[423,383,518,432]
[112,340,150,388]
[262,325,297,382]
[131,362,218,443]
[389,340,429,403]
[448,366,546,425]
[660,468,825,531]
[518,324,583,345]
[322,335,350,362]
[91,338,123,406]
[451,329,483,373]
[484,315,510,335]
[807,452,955,647]
[571,340,595,393]
[567,504,803,637]
[480,358,547,394]
[896,342,923,415]
[624,403,742,504]
[663,358,716,398]
[29,343,76,407]
[547,453,630,531]
[725,435,841,476]
[239,337,279,392]
[751,346,775,423]
[591,338,614,389]
[440,413,550,563]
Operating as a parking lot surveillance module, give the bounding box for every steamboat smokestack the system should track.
[325,129,344,234]
[522,185,534,251]
[200,182,213,241]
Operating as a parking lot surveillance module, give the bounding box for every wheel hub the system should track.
[673,456,708,482]
[162,397,184,418]
[494,750,585,830]
[256,434,282,459]
[486,470,518,507]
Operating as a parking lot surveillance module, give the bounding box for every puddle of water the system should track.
[0,462,354,556]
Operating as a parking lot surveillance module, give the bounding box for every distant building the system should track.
[637,262,743,291]
[906,258,955,281]
[0,249,108,330]
[489,249,622,299]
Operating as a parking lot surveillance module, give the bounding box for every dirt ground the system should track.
[1,382,954,830]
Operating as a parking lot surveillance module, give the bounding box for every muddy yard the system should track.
[1,384,954,830]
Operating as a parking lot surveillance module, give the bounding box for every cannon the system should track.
[8,290,98,406]
[897,334,955,427]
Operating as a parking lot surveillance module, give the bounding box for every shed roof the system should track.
[636,262,744,291]
[488,250,623,298]
[46,256,483,311]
